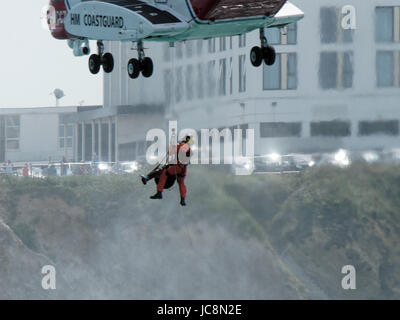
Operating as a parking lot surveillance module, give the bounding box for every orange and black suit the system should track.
[157,141,191,199]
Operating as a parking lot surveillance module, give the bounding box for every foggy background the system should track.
[0,0,102,108]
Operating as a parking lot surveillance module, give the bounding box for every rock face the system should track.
[0,183,305,299]
[0,219,52,299]
[0,164,399,299]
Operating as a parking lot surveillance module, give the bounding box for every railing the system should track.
[0,161,142,178]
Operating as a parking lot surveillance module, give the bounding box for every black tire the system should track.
[88,54,101,74]
[250,46,263,67]
[127,58,141,79]
[141,57,154,78]
[263,45,276,66]
[82,46,89,55]
[102,52,114,73]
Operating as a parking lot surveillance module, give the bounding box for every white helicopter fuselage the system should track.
[47,0,304,78]
[56,0,303,42]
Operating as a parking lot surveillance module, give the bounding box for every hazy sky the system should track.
[0,0,102,108]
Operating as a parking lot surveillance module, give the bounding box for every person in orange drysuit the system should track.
[149,136,192,206]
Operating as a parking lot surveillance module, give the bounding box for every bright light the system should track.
[269,153,281,162]
[98,163,109,171]
[334,149,350,167]
[334,149,347,162]
[363,152,379,163]
[130,162,139,172]
[308,161,315,167]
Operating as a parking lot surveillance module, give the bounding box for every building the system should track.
[66,104,165,163]
[0,106,94,164]
[97,0,400,160]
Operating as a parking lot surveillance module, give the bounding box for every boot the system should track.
[180,198,186,206]
[150,191,163,199]
[140,175,149,185]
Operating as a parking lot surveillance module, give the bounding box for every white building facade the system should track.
[0,107,80,163]
[103,0,400,157]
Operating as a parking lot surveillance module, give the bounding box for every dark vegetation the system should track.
[0,164,399,299]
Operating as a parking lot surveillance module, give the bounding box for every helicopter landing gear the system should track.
[89,41,114,75]
[250,28,276,67]
[127,40,154,79]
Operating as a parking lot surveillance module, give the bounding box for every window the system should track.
[239,34,246,48]
[6,115,20,150]
[311,121,351,137]
[164,69,173,104]
[175,41,183,59]
[186,41,194,58]
[59,123,73,149]
[376,7,400,42]
[264,54,281,90]
[208,38,216,53]
[240,124,249,138]
[359,120,399,136]
[320,7,353,44]
[377,51,395,87]
[219,59,227,96]
[163,43,171,62]
[219,37,226,51]
[186,65,194,100]
[239,55,246,93]
[260,122,302,138]
[94,123,99,155]
[229,57,233,95]
[197,63,204,99]
[263,53,297,90]
[265,23,297,45]
[266,28,281,45]
[197,39,203,55]
[287,23,298,44]
[319,51,354,90]
[207,60,216,97]
[175,67,184,103]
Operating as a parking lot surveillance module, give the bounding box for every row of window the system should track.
[268,50,400,90]
[164,53,299,104]
[260,120,400,138]
[163,55,247,103]
[163,25,298,62]
[3,116,76,152]
[164,47,400,103]
[76,122,116,162]
[3,116,75,152]
[326,6,400,44]
[163,34,248,62]
[163,5,399,63]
